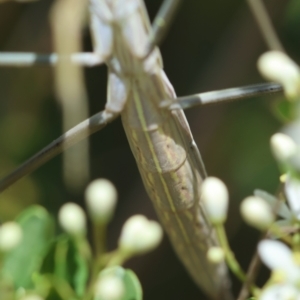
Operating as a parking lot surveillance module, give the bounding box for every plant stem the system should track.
[93,223,106,257]
[215,224,246,282]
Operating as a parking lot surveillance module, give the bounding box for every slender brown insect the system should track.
[0,0,283,298]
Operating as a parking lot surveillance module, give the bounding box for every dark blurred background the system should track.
[0,0,299,299]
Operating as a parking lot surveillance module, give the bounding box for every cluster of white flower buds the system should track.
[197,175,300,295]
[0,221,22,253]
[58,179,163,258]
[258,240,300,300]
[200,177,278,268]
[57,179,163,300]
[240,167,300,232]
[261,52,300,174]
[256,50,300,299]
[58,178,118,235]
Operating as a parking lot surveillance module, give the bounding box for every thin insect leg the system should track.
[145,0,182,56]
[163,82,283,110]
[0,52,105,67]
[0,110,119,193]
[0,82,281,193]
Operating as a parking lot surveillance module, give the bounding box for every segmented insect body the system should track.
[90,1,231,298]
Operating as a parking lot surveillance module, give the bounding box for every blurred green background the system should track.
[0,0,299,299]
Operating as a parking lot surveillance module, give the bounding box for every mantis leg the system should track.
[146,0,183,56]
[164,82,283,110]
[0,0,183,67]
[0,82,282,193]
[0,52,105,67]
[0,110,119,193]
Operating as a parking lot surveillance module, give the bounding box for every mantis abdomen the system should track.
[120,72,230,298]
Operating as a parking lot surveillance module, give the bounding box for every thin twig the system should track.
[50,0,90,190]
[247,0,284,51]
[237,234,264,300]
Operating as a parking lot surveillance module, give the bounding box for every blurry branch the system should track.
[247,0,284,51]
[0,0,38,2]
[50,0,89,191]
[237,237,264,300]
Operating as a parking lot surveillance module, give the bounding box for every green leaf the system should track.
[2,205,55,289]
[122,269,142,300]
[40,235,89,298]
[99,266,142,300]
[272,99,297,123]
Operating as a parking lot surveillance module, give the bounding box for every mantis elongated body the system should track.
[88,0,231,298]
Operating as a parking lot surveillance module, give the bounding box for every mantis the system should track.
[0,0,284,298]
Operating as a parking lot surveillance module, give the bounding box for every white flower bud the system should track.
[201,177,229,224]
[258,51,300,99]
[240,196,275,230]
[94,275,125,300]
[85,179,117,223]
[119,215,163,255]
[207,247,225,264]
[0,222,22,252]
[270,133,297,162]
[58,203,86,236]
